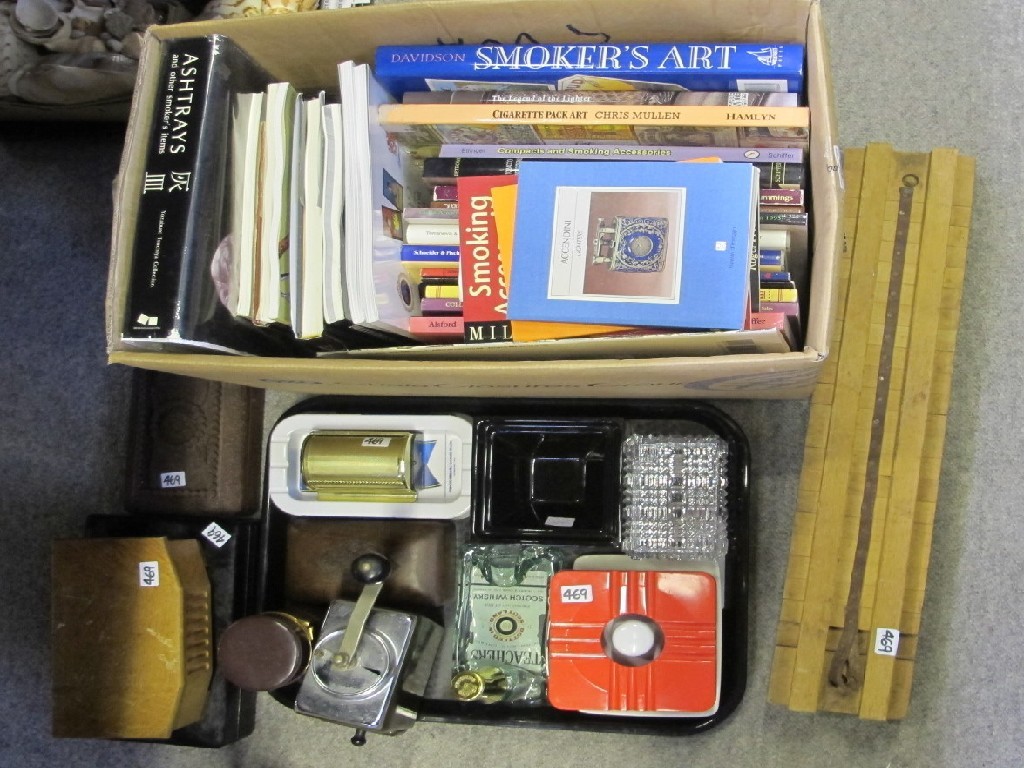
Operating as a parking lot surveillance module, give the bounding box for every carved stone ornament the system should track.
[7,49,136,103]
[0,3,40,96]
[14,0,60,34]
[196,0,317,21]
[3,0,323,108]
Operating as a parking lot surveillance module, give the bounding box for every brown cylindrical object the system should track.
[217,613,312,692]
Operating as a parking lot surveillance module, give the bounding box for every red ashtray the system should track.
[547,570,719,715]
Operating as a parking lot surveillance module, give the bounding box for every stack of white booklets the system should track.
[229,66,419,345]
[339,60,420,338]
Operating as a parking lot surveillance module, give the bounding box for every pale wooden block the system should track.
[768,646,797,707]
[789,143,897,711]
[861,148,959,717]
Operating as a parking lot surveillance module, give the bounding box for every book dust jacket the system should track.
[122,35,293,355]
[457,175,518,343]
[375,43,805,95]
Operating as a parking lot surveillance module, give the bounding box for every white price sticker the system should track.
[160,471,187,489]
[544,516,576,528]
[874,627,900,656]
[201,522,232,548]
[361,436,391,447]
[735,78,787,92]
[138,561,160,588]
[833,144,846,191]
[560,585,593,604]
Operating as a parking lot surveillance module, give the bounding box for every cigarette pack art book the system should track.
[506,161,759,331]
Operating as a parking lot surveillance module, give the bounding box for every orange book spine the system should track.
[379,103,810,128]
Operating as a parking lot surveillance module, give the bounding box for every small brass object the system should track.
[452,667,510,704]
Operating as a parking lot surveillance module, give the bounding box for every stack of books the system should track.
[120,35,810,356]
[373,41,810,347]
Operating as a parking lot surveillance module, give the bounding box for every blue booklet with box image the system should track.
[506,160,759,331]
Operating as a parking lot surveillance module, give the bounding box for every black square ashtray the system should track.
[472,418,622,544]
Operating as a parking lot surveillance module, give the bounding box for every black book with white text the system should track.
[121,34,299,356]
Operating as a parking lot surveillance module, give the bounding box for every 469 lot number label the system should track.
[560,585,593,603]
[874,627,900,656]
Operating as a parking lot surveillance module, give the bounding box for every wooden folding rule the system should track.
[768,143,975,720]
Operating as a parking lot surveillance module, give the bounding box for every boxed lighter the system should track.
[266,412,473,519]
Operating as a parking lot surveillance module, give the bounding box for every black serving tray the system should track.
[258,395,750,737]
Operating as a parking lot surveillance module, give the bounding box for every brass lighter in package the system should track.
[270,413,474,519]
[300,431,417,502]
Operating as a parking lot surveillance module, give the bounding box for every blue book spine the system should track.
[375,43,804,96]
[400,244,461,262]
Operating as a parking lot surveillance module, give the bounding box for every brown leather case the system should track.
[284,518,456,613]
[125,371,265,515]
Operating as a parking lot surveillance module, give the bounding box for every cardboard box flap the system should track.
[150,0,814,83]
[109,348,823,399]
[803,0,841,361]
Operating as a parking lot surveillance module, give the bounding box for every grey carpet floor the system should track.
[2,1,1023,766]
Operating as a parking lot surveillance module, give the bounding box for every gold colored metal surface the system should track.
[301,431,416,502]
[452,667,510,704]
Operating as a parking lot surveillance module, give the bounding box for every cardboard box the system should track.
[105,0,841,399]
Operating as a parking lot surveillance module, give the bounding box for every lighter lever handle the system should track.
[333,554,391,669]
